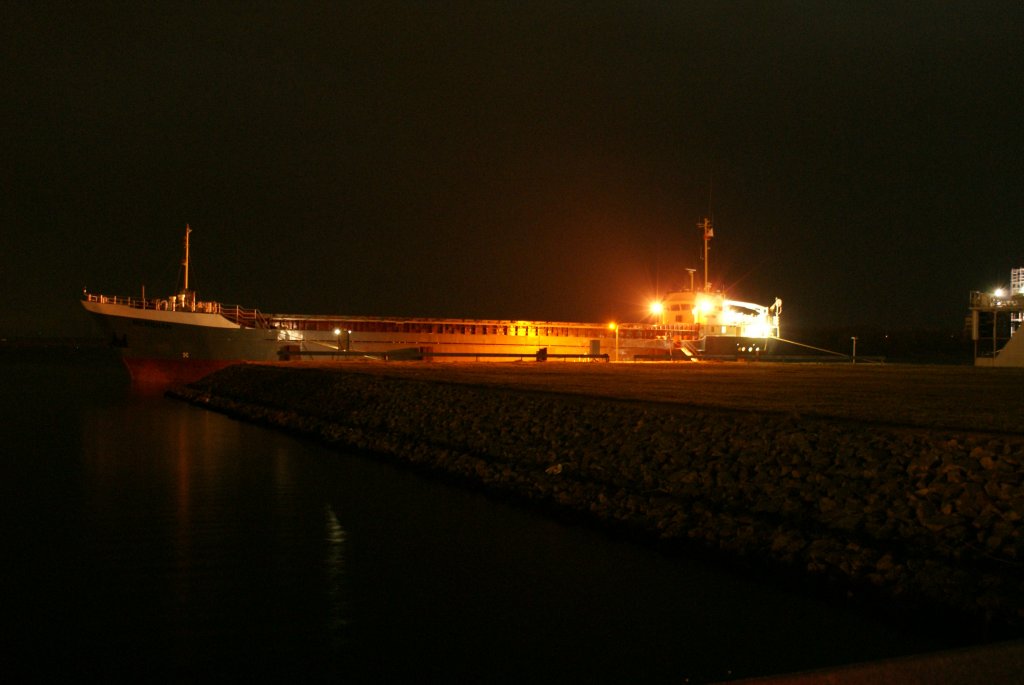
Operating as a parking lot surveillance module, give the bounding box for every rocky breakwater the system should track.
[170,363,1024,629]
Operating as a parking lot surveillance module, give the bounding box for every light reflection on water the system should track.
[74,390,354,679]
[1,354,975,683]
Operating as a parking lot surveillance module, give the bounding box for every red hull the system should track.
[122,357,240,385]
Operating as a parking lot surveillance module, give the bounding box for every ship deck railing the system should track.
[265,315,703,341]
[219,305,270,329]
[83,292,269,328]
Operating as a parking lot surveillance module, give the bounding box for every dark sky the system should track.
[3,1,1023,336]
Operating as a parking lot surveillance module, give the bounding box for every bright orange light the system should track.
[649,301,664,316]
[695,296,714,314]
[608,322,617,330]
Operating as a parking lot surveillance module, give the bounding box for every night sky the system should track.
[4,2,1023,337]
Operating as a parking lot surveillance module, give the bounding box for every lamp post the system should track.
[609,323,619,362]
[334,328,341,358]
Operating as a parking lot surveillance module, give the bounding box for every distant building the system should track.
[1012,267,1024,334]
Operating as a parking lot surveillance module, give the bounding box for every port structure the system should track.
[970,273,1024,366]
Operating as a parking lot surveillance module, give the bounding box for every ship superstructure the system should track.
[646,218,780,356]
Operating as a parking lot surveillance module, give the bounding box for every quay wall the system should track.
[170,364,1024,628]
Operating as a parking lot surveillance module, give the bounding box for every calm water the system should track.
[1,351,975,683]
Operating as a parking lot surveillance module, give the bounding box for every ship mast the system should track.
[182,224,192,293]
[700,217,713,291]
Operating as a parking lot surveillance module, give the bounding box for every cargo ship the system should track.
[82,223,781,383]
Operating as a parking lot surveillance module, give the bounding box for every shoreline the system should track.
[169,361,1024,633]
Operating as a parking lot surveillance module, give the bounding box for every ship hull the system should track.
[704,334,774,357]
[120,357,241,385]
[81,305,619,384]
[82,300,281,383]
[82,296,775,384]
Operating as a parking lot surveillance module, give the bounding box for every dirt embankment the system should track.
[170,362,1024,629]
